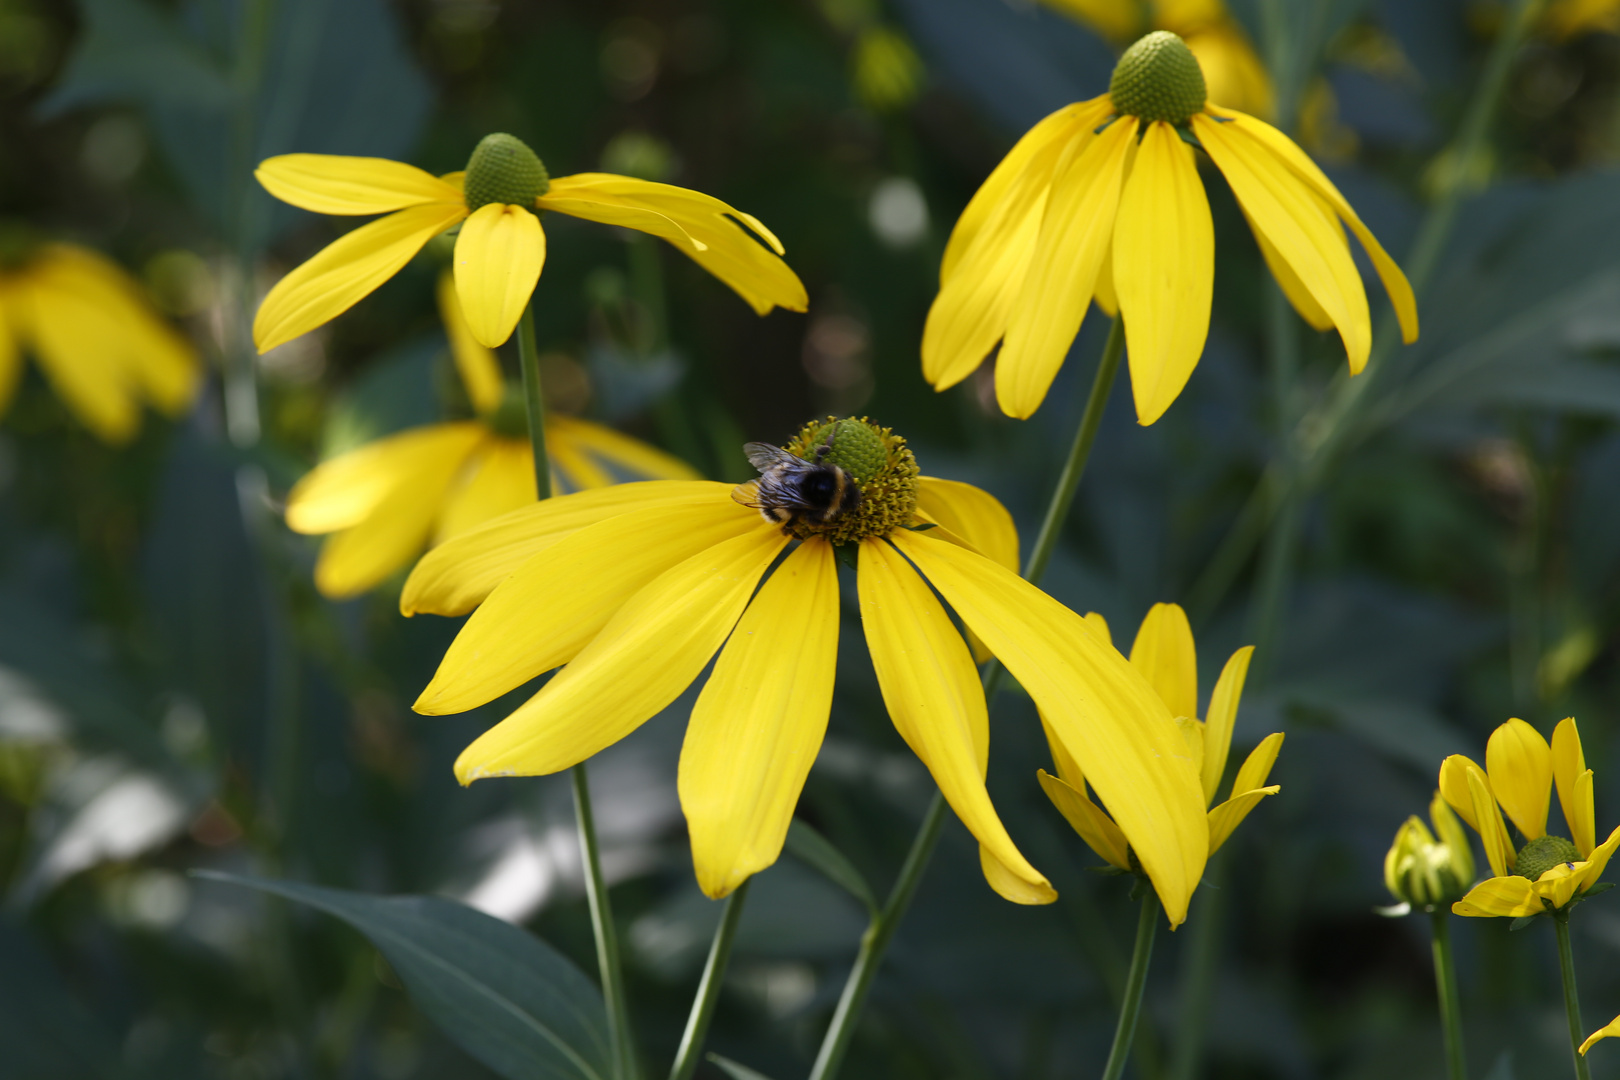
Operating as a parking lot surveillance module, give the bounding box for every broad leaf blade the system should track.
[786,820,878,917]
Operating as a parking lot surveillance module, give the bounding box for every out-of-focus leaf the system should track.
[706,1053,777,1080]
[785,819,878,917]
[1282,694,1469,773]
[320,333,445,457]
[197,872,611,1080]
[39,0,233,112]
[1483,1051,1517,1079]
[0,923,120,1078]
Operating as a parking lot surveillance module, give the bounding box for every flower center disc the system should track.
[781,416,919,546]
[1109,30,1208,124]
[1515,834,1581,882]
[464,133,551,212]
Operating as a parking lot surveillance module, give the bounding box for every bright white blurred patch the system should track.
[458,820,563,924]
[868,176,929,249]
[0,667,69,741]
[733,961,818,1019]
[107,869,190,929]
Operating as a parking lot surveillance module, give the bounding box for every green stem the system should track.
[1430,911,1468,1080]
[574,767,638,1080]
[668,879,751,1080]
[516,305,552,500]
[808,317,1126,1080]
[1556,914,1594,1080]
[1166,857,1226,1080]
[1101,892,1160,1080]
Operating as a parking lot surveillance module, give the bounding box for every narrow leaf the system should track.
[785,820,878,916]
[706,1052,778,1080]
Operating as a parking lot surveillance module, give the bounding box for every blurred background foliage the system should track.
[3,0,1620,1077]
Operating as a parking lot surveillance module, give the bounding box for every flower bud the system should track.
[1384,793,1476,911]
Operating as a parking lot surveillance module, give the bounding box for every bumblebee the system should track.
[733,435,862,529]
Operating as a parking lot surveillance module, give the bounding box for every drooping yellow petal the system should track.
[1573,823,1620,894]
[540,174,807,315]
[1581,1015,1620,1057]
[1452,875,1542,918]
[1535,862,1584,910]
[418,501,768,715]
[1207,784,1279,854]
[1250,212,1334,332]
[1039,769,1132,870]
[1486,717,1552,841]
[1128,602,1198,723]
[1467,767,1516,878]
[255,202,467,353]
[12,266,138,442]
[401,481,731,615]
[434,437,536,543]
[256,154,465,215]
[895,529,1206,927]
[1552,717,1595,856]
[859,537,1054,904]
[1208,105,1418,345]
[996,115,1135,418]
[0,288,19,415]
[1233,731,1285,797]
[286,421,488,535]
[436,270,505,415]
[914,477,1019,573]
[548,415,702,482]
[681,540,839,899]
[1194,113,1370,372]
[1113,121,1215,426]
[1200,645,1254,806]
[454,527,788,781]
[454,203,546,348]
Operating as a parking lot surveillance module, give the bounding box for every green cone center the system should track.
[1515,834,1580,882]
[485,384,530,438]
[1109,30,1207,124]
[464,133,550,212]
[777,415,919,546]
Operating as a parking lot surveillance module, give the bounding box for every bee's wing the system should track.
[743,442,797,473]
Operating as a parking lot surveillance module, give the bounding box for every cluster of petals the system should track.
[923,93,1417,424]
[1440,717,1620,918]
[284,275,697,598]
[0,243,197,443]
[401,470,1209,923]
[1039,601,1281,908]
[252,152,807,353]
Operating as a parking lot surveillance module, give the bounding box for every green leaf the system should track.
[785,819,878,917]
[197,872,611,1080]
[1508,915,1539,932]
[706,1052,778,1080]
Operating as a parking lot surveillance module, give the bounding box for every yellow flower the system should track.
[1383,792,1475,913]
[403,417,1209,922]
[1582,1013,1620,1056]
[1037,602,1281,906]
[1442,718,1620,918]
[922,30,1418,423]
[285,273,699,599]
[253,133,807,353]
[0,239,197,443]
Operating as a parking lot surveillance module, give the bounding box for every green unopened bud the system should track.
[464,133,550,212]
[1109,30,1207,124]
[1516,834,1581,883]
[1384,794,1475,911]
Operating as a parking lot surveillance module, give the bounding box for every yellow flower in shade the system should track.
[1441,718,1620,918]
[1382,792,1476,914]
[0,238,197,443]
[253,133,807,353]
[284,273,699,599]
[403,417,1209,921]
[1037,602,1281,908]
[922,30,1418,423]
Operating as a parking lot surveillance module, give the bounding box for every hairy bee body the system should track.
[734,439,862,529]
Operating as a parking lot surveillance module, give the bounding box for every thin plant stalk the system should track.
[1101,892,1161,1080]
[1556,914,1594,1080]
[1166,857,1226,1080]
[808,317,1127,1080]
[668,881,752,1080]
[1430,911,1468,1080]
[516,307,552,499]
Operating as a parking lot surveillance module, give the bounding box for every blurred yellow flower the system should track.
[254,133,806,353]
[0,240,197,443]
[924,30,1417,423]
[1543,0,1620,38]
[403,417,1208,920]
[284,273,698,599]
[1383,792,1476,913]
[1039,602,1280,907]
[1442,718,1620,918]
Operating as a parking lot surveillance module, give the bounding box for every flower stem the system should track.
[807,316,1125,1080]
[1166,856,1225,1080]
[1101,891,1161,1080]
[1430,911,1468,1080]
[574,766,638,1080]
[1556,913,1594,1080]
[668,879,751,1080]
[516,304,552,500]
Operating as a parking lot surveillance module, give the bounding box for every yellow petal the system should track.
[914,477,1019,573]
[1452,876,1542,918]
[1535,862,1584,910]
[1128,602,1198,724]
[1438,754,1487,833]
[1038,710,1085,788]
[540,174,806,315]
[453,527,789,781]
[894,529,1206,927]
[1486,717,1552,841]
[1249,210,1334,332]
[681,541,839,899]
[1038,769,1132,870]
[1083,611,1112,647]
[995,115,1135,418]
[1580,1015,1620,1057]
[437,270,505,415]
[1207,784,1279,854]
[285,421,488,535]
[1574,823,1620,894]
[13,265,138,442]
[1467,766,1516,879]
[1431,791,1475,884]
[1200,645,1254,806]
[1113,121,1215,426]
[1194,113,1370,372]
[254,202,466,353]
[1552,717,1595,856]
[256,154,464,215]
[548,415,703,482]
[859,537,1054,904]
[434,437,536,543]
[454,203,546,348]
[418,501,767,714]
[548,432,614,492]
[401,480,731,615]
[1175,717,1206,778]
